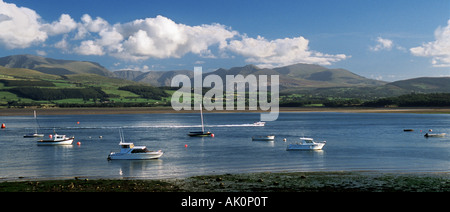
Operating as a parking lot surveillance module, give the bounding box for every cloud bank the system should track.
[410,19,450,67]
[0,0,348,67]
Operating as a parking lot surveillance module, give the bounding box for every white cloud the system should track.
[41,14,77,36]
[370,37,393,51]
[0,1,348,67]
[74,40,104,55]
[117,15,237,60]
[0,0,47,48]
[410,19,450,67]
[226,35,348,68]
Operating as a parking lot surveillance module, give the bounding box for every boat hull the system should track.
[108,151,163,160]
[252,135,275,141]
[424,133,446,137]
[188,131,212,137]
[286,143,325,151]
[37,138,74,145]
[24,133,44,138]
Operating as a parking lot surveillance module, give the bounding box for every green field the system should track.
[0,66,170,107]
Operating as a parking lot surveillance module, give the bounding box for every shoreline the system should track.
[1,171,448,192]
[1,106,450,116]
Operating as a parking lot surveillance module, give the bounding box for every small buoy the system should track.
[283,138,287,142]
[77,142,81,145]
[49,134,53,139]
[185,144,188,148]
[99,136,103,139]
[77,121,80,124]
[429,129,433,132]
[211,133,215,137]
[1,123,5,128]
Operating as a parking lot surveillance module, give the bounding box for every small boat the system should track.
[286,137,326,151]
[107,142,163,160]
[403,129,414,132]
[424,133,446,138]
[24,110,44,137]
[253,121,266,126]
[188,103,213,137]
[108,129,163,160]
[188,131,212,137]
[252,135,275,141]
[24,133,45,138]
[37,134,74,145]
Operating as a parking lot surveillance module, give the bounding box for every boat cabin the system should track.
[119,142,134,149]
[300,138,314,144]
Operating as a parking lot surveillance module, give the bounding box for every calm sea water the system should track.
[0,112,449,180]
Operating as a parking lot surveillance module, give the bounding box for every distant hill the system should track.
[114,70,194,86]
[386,77,450,93]
[0,54,114,77]
[114,63,386,89]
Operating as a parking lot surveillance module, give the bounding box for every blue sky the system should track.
[0,0,449,81]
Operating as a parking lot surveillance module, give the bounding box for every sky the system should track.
[0,0,449,81]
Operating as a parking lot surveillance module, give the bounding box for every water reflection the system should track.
[108,159,164,178]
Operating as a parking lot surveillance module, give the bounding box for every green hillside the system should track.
[0,66,170,108]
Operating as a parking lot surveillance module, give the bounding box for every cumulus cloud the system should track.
[0,0,47,48]
[0,1,349,67]
[410,19,450,67]
[226,35,348,68]
[41,14,77,36]
[370,37,393,51]
[116,15,237,60]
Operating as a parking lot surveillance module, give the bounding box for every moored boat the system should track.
[188,103,213,137]
[286,137,326,151]
[252,135,275,141]
[424,133,446,138]
[24,110,44,137]
[108,142,163,160]
[37,134,74,145]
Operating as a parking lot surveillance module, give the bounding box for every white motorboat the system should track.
[252,135,275,141]
[424,133,446,138]
[286,137,326,151]
[37,134,74,145]
[253,121,266,126]
[108,142,163,160]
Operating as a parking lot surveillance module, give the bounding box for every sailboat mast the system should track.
[33,110,38,134]
[200,103,204,132]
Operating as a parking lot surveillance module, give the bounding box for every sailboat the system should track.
[24,110,44,138]
[188,104,213,137]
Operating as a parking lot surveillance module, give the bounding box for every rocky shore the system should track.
[1,171,449,192]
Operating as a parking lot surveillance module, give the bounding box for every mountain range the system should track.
[1,54,450,98]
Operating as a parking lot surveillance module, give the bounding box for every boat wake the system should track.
[39,123,263,130]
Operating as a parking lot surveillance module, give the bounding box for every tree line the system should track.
[8,86,108,101]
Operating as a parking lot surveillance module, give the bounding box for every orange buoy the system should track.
[211,133,215,137]
[77,142,81,145]
[185,144,188,148]
[1,123,5,128]
[77,121,80,124]
[49,134,53,139]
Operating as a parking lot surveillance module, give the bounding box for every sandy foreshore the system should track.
[1,106,450,116]
[1,171,449,192]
